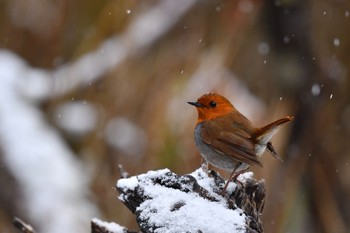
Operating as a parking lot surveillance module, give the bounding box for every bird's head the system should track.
[188,93,235,123]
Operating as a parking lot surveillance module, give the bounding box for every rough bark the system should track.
[114,168,265,233]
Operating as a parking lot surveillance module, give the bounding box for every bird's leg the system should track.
[220,167,239,196]
[232,168,249,186]
[220,166,249,196]
[201,158,209,173]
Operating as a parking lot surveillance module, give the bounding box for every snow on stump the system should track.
[91,218,133,233]
[91,168,265,233]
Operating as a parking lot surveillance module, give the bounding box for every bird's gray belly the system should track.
[194,124,249,172]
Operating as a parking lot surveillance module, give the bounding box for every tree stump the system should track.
[92,167,265,233]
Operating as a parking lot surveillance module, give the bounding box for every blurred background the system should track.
[0,0,349,232]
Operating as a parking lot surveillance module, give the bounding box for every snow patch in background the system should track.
[104,117,147,157]
[0,50,98,233]
[54,101,99,135]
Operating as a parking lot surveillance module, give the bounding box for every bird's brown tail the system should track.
[255,116,294,144]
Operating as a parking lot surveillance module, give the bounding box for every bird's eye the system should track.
[209,101,217,108]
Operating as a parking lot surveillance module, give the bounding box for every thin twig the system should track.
[13,217,36,233]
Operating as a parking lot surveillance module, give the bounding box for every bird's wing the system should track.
[200,120,262,167]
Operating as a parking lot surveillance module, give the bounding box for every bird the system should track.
[188,92,293,195]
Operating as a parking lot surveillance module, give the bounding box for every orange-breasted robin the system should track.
[188,93,293,195]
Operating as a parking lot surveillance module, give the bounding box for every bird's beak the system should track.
[187,101,203,107]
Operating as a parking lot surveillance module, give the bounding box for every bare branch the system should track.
[13,217,36,233]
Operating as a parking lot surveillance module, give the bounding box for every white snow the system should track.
[237,171,254,183]
[104,117,147,157]
[333,38,340,47]
[0,50,98,233]
[92,218,126,233]
[117,176,139,190]
[117,168,247,233]
[311,83,321,96]
[283,36,290,44]
[258,42,270,55]
[53,101,98,135]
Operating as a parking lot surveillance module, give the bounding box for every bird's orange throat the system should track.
[196,106,233,124]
